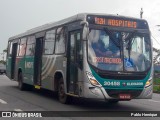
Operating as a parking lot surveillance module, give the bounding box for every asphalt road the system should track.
[0,74,160,120]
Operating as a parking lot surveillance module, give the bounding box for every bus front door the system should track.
[34,37,43,86]
[68,31,82,94]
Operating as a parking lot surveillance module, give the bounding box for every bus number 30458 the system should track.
[104,81,120,86]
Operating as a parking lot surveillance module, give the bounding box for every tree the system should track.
[153,47,160,64]
[0,60,6,65]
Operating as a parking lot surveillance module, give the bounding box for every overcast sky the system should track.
[0,0,160,60]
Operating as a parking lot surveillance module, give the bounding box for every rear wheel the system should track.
[58,78,70,104]
[18,72,26,90]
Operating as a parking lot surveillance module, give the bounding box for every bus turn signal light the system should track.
[145,79,152,88]
[90,79,100,86]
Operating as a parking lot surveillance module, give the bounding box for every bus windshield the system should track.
[88,28,151,72]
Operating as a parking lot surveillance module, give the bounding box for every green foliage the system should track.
[153,85,160,93]
[154,70,160,73]
[154,78,160,85]
[0,60,6,65]
[153,73,160,93]
[153,47,160,64]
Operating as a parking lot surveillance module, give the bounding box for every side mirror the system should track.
[80,21,88,26]
[80,21,89,41]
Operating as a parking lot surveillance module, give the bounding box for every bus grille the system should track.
[99,73,145,80]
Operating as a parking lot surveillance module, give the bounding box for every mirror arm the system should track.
[80,21,89,41]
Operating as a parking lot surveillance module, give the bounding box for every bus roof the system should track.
[8,13,147,41]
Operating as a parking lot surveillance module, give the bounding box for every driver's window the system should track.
[143,38,150,60]
[131,37,143,54]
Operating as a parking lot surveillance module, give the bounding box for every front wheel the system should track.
[58,78,70,104]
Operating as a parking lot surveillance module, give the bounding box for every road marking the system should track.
[0,99,7,104]
[14,109,23,112]
[148,100,160,103]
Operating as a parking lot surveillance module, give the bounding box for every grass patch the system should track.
[153,78,160,85]
[153,85,160,93]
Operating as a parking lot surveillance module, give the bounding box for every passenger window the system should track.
[44,29,55,54]
[8,42,13,56]
[55,27,66,54]
[18,38,27,56]
[26,36,35,56]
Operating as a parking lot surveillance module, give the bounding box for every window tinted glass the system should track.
[44,41,55,54]
[26,36,35,56]
[88,28,152,72]
[8,42,13,56]
[123,33,151,71]
[88,29,122,71]
[45,29,55,40]
[44,29,55,54]
[19,38,27,56]
[27,36,35,44]
[55,27,65,54]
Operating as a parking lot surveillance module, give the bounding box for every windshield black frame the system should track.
[87,25,152,73]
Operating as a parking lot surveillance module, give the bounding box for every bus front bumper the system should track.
[83,83,153,100]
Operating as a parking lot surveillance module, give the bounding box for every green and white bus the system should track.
[6,13,153,103]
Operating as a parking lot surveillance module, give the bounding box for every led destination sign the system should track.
[95,17,137,28]
[87,15,149,29]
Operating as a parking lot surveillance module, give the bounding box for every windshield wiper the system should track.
[103,27,120,48]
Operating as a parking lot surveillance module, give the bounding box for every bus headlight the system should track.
[86,72,100,86]
[90,78,99,85]
[145,78,152,88]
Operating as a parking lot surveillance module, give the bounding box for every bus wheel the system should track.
[18,72,25,91]
[58,78,69,104]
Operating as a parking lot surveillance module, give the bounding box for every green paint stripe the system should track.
[89,65,151,89]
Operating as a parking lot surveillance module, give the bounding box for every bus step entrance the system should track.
[34,85,41,89]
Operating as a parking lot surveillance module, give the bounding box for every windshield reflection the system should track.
[123,33,151,71]
[88,29,151,72]
[88,29,122,71]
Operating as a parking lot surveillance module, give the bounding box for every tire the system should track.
[18,72,26,91]
[58,78,70,104]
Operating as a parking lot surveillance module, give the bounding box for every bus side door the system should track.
[24,35,43,86]
[34,37,43,86]
[24,36,35,84]
[67,31,82,94]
